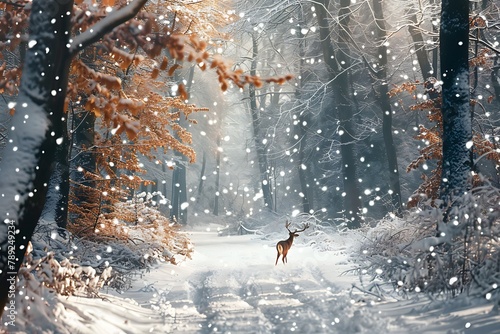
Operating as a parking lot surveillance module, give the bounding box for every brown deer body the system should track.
[275,221,309,265]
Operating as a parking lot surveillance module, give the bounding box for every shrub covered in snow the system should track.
[33,192,192,277]
[1,192,194,332]
[247,211,351,252]
[355,182,500,301]
[20,244,112,297]
[0,243,113,333]
[68,191,192,273]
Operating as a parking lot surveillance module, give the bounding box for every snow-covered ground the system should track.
[5,222,500,333]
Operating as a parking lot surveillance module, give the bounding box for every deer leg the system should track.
[276,244,283,265]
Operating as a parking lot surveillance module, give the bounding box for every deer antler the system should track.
[285,220,293,233]
[294,223,310,233]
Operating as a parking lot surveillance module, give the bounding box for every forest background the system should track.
[0,0,499,329]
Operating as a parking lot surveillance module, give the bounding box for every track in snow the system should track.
[134,230,386,334]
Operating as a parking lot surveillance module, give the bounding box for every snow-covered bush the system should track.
[30,191,192,292]
[70,191,192,269]
[20,245,112,297]
[254,211,350,252]
[0,243,113,333]
[356,182,500,300]
[0,191,194,331]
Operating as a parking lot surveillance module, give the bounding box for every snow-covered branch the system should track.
[69,0,148,56]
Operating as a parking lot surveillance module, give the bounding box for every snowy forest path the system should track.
[126,226,386,333]
[61,224,500,334]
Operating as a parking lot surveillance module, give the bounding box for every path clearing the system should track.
[56,225,500,334]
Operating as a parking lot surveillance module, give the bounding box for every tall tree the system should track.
[438,0,472,203]
[317,0,362,227]
[0,0,77,316]
[170,66,195,224]
[38,112,70,229]
[248,32,275,211]
[69,103,97,223]
[406,2,434,81]
[295,16,314,214]
[372,0,403,214]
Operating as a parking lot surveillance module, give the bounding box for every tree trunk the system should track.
[70,109,97,209]
[407,10,433,79]
[429,0,439,74]
[170,66,194,224]
[197,151,207,200]
[170,159,187,223]
[372,0,403,214]
[39,130,70,230]
[317,0,362,228]
[170,161,180,222]
[491,59,500,101]
[0,0,74,316]
[178,159,188,224]
[295,13,313,214]
[297,124,311,213]
[0,0,149,315]
[249,32,274,211]
[407,3,440,100]
[439,0,472,202]
[213,135,221,216]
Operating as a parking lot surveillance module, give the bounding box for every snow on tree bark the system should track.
[0,0,74,316]
[439,0,472,203]
[0,0,150,317]
[407,4,433,81]
[39,120,70,230]
[295,8,314,214]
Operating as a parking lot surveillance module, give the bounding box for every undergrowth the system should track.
[354,182,500,303]
[0,191,193,332]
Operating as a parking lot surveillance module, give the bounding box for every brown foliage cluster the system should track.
[1,1,292,255]
[162,34,293,95]
[0,1,29,96]
[388,81,418,98]
[405,93,443,208]
[0,63,20,96]
[391,81,499,208]
[63,0,291,247]
[473,133,500,166]
[0,2,29,50]
[63,3,229,247]
[470,48,490,68]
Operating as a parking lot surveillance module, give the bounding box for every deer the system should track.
[275,221,310,265]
